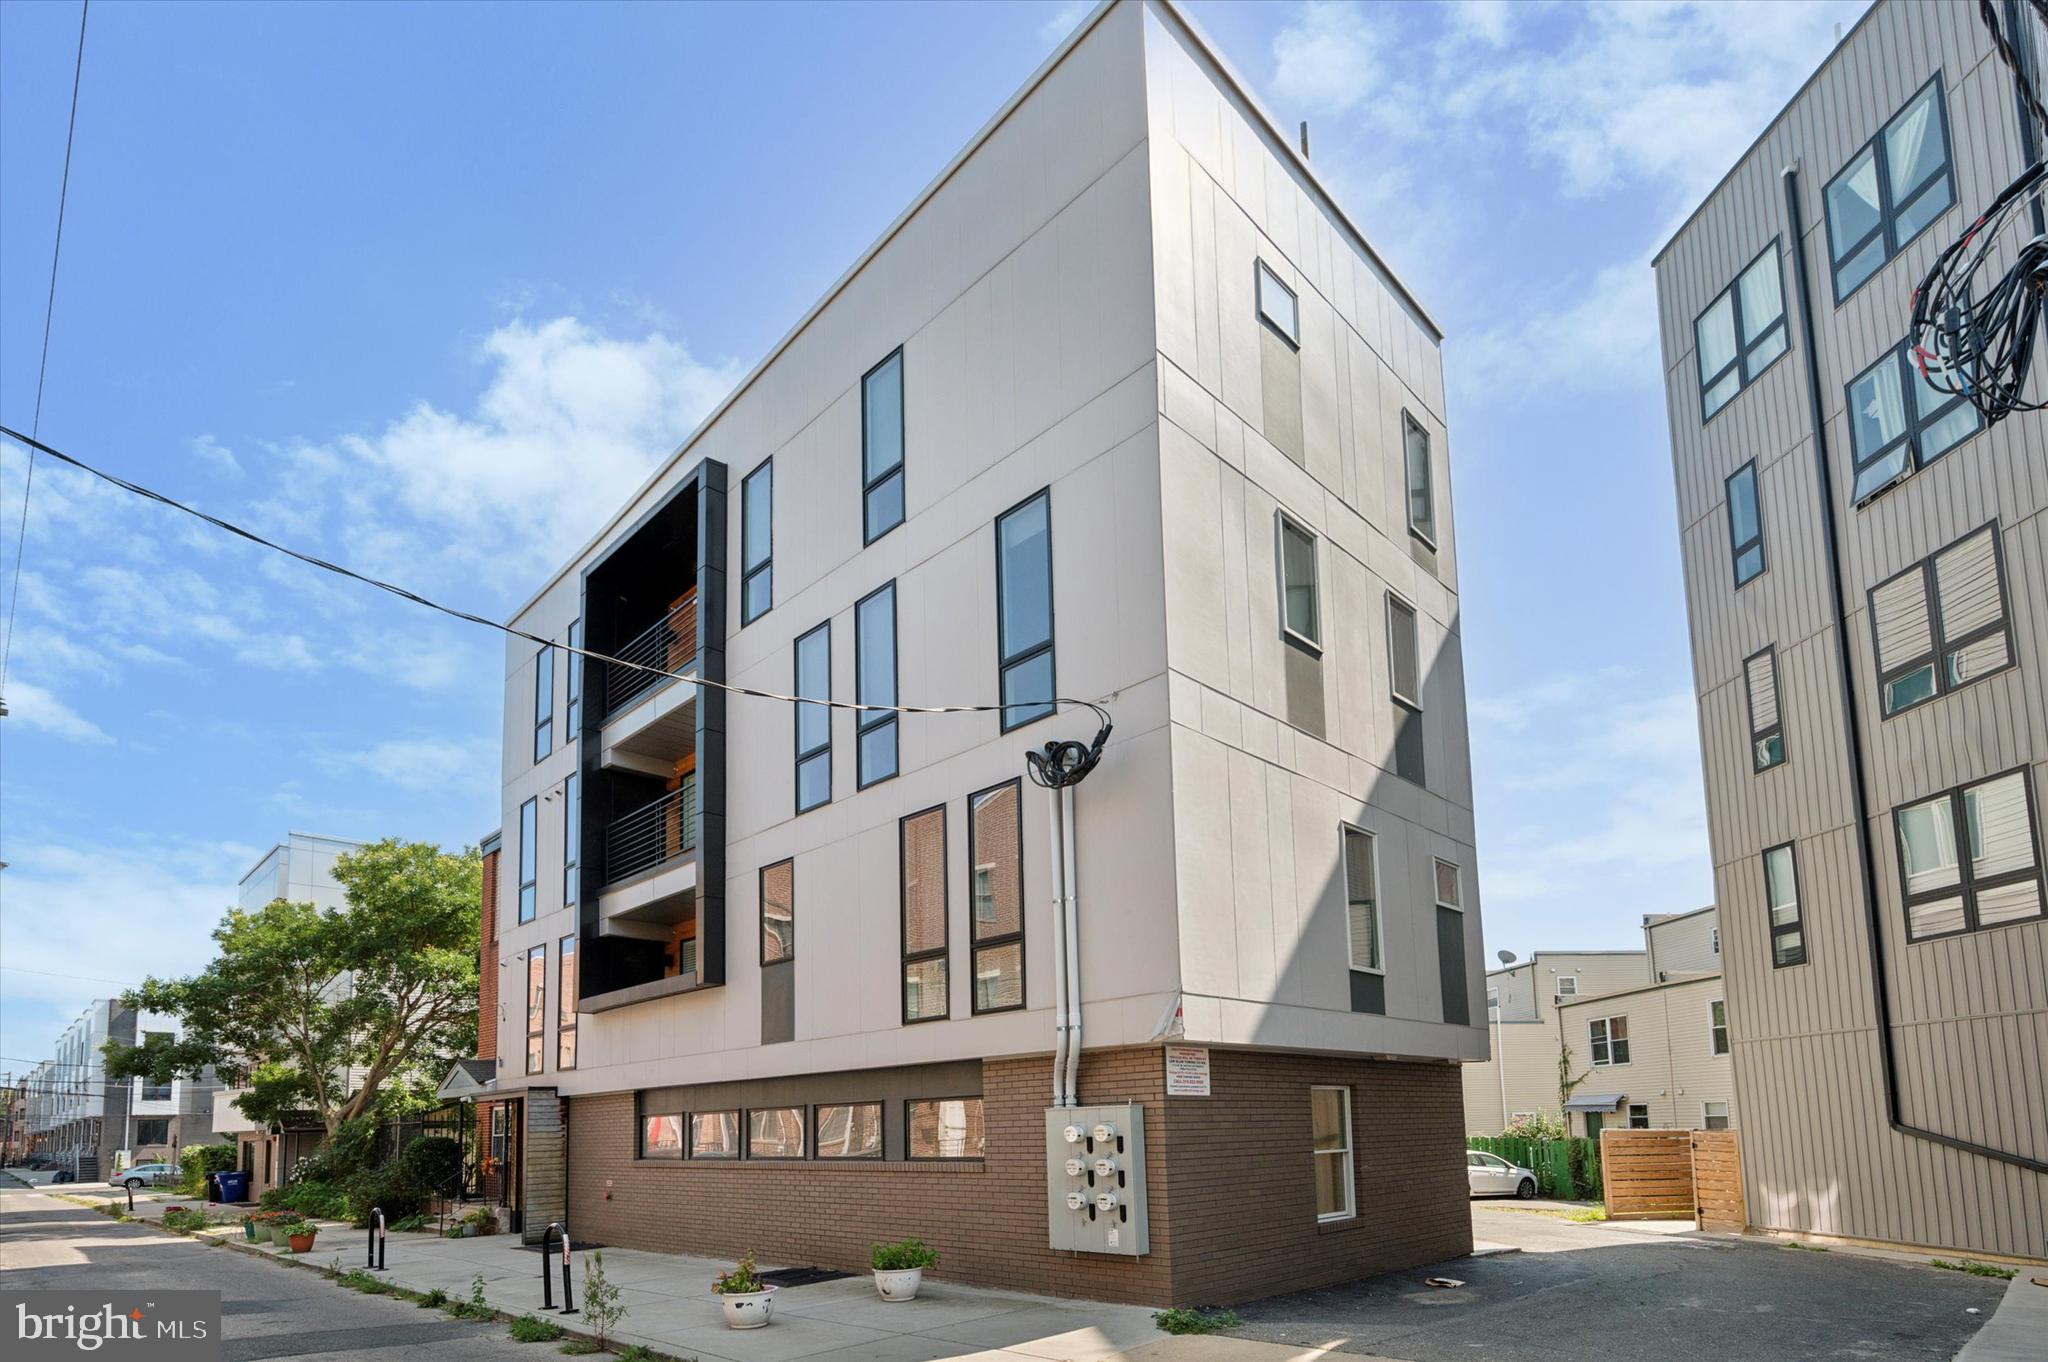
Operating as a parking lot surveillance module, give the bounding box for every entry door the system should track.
[1584,1112,1604,1141]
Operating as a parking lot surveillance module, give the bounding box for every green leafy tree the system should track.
[105,839,479,1136]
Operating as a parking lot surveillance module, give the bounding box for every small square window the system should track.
[747,1107,806,1159]
[1256,260,1299,346]
[906,1098,984,1159]
[815,1103,883,1159]
[689,1111,740,1159]
[1628,1104,1651,1129]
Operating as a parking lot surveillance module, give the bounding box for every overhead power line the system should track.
[0,426,1115,732]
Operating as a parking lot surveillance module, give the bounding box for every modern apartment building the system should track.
[24,999,134,1180]
[111,1010,219,1168]
[1655,0,2048,1260]
[489,0,1482,1304]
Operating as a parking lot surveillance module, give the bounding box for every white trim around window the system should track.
[1589,1014,1630,1067]
[1709,999,1730,1056]
[1702,1099,1731,1131]
[1310,1085,1354,1223]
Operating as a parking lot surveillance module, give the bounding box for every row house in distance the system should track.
[1655,0,2048,1259]
[24,1000,132,1180]
[488,0,1485,1306]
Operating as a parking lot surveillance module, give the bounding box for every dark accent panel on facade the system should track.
[1349,970,1386,1015]
[522,1087,565,1245]
[696,460,730,988]
[639,1058,981,1163]
[1394,709,1426,786]
[1260,328,1305,466]
[1409,536,1438,575]
[1283,641,1326,738]
[1436,907,1468,1026]
[760,963,794,1046]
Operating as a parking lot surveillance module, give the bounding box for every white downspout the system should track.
[1060,784,1082,1108]
[1047,787,1070,1107]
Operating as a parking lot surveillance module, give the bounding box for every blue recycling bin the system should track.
[215,1170,251,1204]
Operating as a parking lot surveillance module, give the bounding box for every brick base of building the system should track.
[559,1045,1469,1305]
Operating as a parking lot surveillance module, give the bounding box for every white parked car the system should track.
[1466,1149,1538,1199]
[113,1162,179,1190]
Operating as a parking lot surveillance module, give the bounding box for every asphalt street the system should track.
[0,1186,533,1362]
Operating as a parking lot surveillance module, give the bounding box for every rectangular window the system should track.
[533,644,554,763]
[525,945,546,1075]
[1387,594,1420,708]
[1402,412,1435,547]
[1894,768,2044,941]
[862,349,906,543]
[815,1103,883,1159]
[996,490,1056,729]
[557,935,577,1070]
[794,622,832,813]
[1845,344,1982,503]
[563,772,580,908]
[741,457,773,625]
[856,583,898,785]
[689,1111,740,1159]
[1589,1015,1630,1066]
[1310,1086,1353,1222]
[640,1113,683,1159]
[1825,76,1955,302]
[1434,859,1462,910]
[1556,975,1578,997]
[518,797,538,924]
[1726,461,1765,586]
[1628,1104,1651,1129]
[906,1098,984,1159]
[1278,512,1321,649]
[969,781,1024,1014]
[1745,646,1786,772]
[760,859,794,965]
[1712,927,1720,955]
[1486,986,1500,1011]
[747,1107,806,1160]
[1870,524,2012,717]
[134,1117,171,1146]
[1695,240,1788,421]
[566,619,582,739]
[1342,827,1381,973]
[1709,999,1729,1056]
[901,805,948,1022]
[1703,1101,1731,1131]
[1255,259,1299,346]
[1764,842,1806,967]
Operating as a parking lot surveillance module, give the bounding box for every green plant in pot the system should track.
[711,1250,776,1329]
[287,1220,319,1254]
[869,1239,939,1302]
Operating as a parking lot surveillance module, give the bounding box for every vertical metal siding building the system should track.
[1655,0,2048,1260]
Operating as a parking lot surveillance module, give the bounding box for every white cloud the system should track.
[188,433,241,476]
[1450,255,1661,400]
[329,735,500,793]
[1271,2,1384,117]
[2,678,110,744]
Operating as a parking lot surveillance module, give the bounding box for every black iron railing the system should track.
[605,593,697,717]
[604,779,696,884]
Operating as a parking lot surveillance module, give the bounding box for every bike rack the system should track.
[366,1207,387,1271]
[539,1222,578,1315]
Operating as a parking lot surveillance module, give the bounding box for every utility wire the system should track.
[1,0,90,695]
[0,426,1115,732]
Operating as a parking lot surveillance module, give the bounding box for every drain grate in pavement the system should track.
[758,1266,853,1288]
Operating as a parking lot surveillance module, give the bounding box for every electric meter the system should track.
[1095,1190,1119,1211]
[1093,1157,1117,1178]
[1062,1125,1086,1145]
[1091,1122,1116,1142]
[1063,1158,1086,1177]
[1065,1190,1088,1211]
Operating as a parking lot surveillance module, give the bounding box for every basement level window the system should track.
[906,1098,984,1159]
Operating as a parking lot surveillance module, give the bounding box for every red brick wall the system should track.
[562,1045,1469,1305]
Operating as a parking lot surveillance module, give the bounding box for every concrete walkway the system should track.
[1954,1271,2048,1362]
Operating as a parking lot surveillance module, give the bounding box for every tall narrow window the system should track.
[760,859,795,965]
[1402,412,1435,546]
[566,619,582,738]
[1342,827,1381,973]
[1278,513,1320,650]
[1696,241,1787,421]
[1845,344,1981,502]
[1255,260,1299,346]
[857,583,898,786]
[1310,1087,1353,1221]
[794,622,832,813]
[517,797,538,924]
[1744,646,1786,772]
[1894,768,2044,941]
[900,805,947,1023]
[742,458,773,625]
[1764,842,1805,967]
[1726,461,1765,586]
[1387,594,1420,708]
[969,781,1023,1014]
[533,644,554,763]
[1709,999,1729,1056]
[1435,859,1468,1026]
[1589,1015,1630,1066]
[862,349,906,543]
[995,490,1055,730]
[525,944,546,1075]
[557,935,577,1070]
[1825,76,1955,301]
[1869,524,2012,717]
[563,773,580,907]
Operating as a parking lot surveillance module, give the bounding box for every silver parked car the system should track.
[113,1162,179,1190]
[1466,1149,1538,1199]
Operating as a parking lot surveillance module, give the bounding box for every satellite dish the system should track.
[1496,950,1517,966]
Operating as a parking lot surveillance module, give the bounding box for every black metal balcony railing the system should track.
[604,779,697,885]
[605,594,698,718]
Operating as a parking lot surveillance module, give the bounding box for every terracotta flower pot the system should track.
[288,1229,317,1254]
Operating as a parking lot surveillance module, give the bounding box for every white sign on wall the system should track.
[1164,1045,1211,1096]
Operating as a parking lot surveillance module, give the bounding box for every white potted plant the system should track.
[712,1250,776,1328]
[870,1238,939,1302]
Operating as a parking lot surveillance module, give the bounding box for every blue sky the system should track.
[0,0,1864,1065]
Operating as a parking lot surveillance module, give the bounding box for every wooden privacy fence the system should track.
[1599,1128,1748,1230]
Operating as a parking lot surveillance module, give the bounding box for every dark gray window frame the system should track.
[1844,342,1982,505]
[744,1106,808,1161]
[862,348,906,545]
[1277,510,1322,653]
[557,933,577,1071]
[967,778,1025,1016]
[1893,765,2046,944]
[856,582,899,788]
[525,942,546,1076]
[995,488,1056,732]
[812,1102,884,1159]
[1744,644,1786,773]
[637,1107,684,1160]
[900,803,948,1025]
[741,456,773,626]
[533,644,554,763]
[566,619,582,737]
[1342,824,1383,975]
[1823,73,1957,305]
[1386,591,1421,711]
[687,1110,741,1160]
[1763,840,1807,969]
[1726,460,1765,587]
[1868,522,2014,720]
[794,621,832,813]
[517,796,538,924]
[1401,411,1435,549]
[1694,238,1788,423]
[563,772,580,908]
[1255,258,1299,348]
[760,857,795,968]
[904,1095,985,1161]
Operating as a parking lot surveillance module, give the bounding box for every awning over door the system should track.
[1564,1092,1625,1112]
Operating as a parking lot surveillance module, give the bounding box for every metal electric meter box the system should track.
[1045,1103,1149,1255]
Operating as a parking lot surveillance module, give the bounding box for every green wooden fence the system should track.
[1466,1134,1602,1200]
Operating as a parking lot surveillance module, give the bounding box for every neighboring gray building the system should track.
[488,0,1484,1304]
[1655,0,2047,1259]
[24,999,133,1180]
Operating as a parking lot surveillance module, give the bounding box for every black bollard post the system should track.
[541,1224,557,1311]
[368,1208,386,1270]
[557,1228,577,1316]
[125,1183,134,1215]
